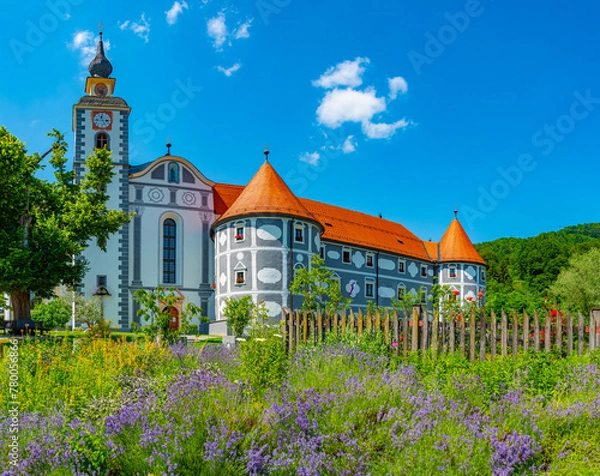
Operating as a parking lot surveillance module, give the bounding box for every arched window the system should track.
[163,218,176,284]
[168,162,180,183]
[95,132,109,150]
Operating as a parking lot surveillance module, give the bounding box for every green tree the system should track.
[31,299,71,330]
[549,248,600,315]
[133,286,205,342]
[222,295,256,337]
[290,254,352,313]
[0,127,130,321]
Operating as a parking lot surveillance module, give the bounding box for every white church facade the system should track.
[70,33,486,335]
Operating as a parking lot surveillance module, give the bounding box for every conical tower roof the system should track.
[439,217,486,265]
[215,160,318,225]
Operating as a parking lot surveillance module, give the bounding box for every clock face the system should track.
[95,83,108,97]
[93,111,112,129]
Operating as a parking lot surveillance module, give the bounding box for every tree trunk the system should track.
[10,290,31,321]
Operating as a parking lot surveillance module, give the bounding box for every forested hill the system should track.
[474,223,600,312]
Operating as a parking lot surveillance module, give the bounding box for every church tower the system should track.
[73,28,132,328]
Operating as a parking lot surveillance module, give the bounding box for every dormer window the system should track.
[95,132,109,150]
[168,162,180,183]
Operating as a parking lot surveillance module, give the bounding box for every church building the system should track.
[73,33,486,335]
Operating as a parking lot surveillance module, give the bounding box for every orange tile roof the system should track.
[213,183,244,215]
[439,218,486,265]
[300,198,431,260]
[424,241,440,261]
[212,166,484,264]
[214,161,318,225]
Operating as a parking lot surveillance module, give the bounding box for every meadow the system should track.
[1,333,599,475]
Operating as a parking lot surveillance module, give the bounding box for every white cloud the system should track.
[362,119,408,139]
[119,14,151,43]
[388,76,408,100]
[234,19,252,39]
[68,30,111,67]
[207,12,228,50]
[342,135,357,154]
[166,1,188,26]
[312,57,370,89]
[217,63,241,77]
[300,152,320,166]
[316,87,386,128]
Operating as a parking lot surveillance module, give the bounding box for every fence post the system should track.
[578,312,584,355]
[567,312,573,356]
[341,309,347,336]
[545,313,552,353]
[590,310,597,352]
[501,311,508,358]
[357,309,363,336]
[431,310,439,358]
[383,309,390,345]
[288,310,294,353]
[534,311,540,352]
[282,309,288,352]
[479,309,486,362]
[460,311,466,357]
[490,311,496,360]
[421,307,429,352]
[402,309,409,357]
[302,310,308,345]
[511,311,519,357]
[523,311,529,353]
[375,310,381,336]
[556,310,563,351]
[412,305,420,353]
[393,309,399,356]
[468,310,475,362]
[295,311,300,348]
[449,312,456,354]
[593,309,600,349]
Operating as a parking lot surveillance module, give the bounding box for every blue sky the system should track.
[1,0,599,244]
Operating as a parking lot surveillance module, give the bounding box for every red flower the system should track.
[453,289,460,296]
[466,296,473,302]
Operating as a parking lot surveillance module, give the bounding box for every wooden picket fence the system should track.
[281,307,600,360]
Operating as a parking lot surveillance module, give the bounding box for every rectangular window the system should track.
[294,226,304,243]
[97,275,107,287]
[449,265,457,278]
[235,225,245,242]
[342,248,352,264]
[235,270,246,285]
[481,269,486,281]
[365,278,375,298]
[163,218,176,284]
[421,265,427,278]
[201,195,208,207]
[397,285,406,300]
[398,259,406,273]
[320,245,325,259]
[366,252,374,268]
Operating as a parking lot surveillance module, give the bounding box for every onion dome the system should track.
[88,32,113,78]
